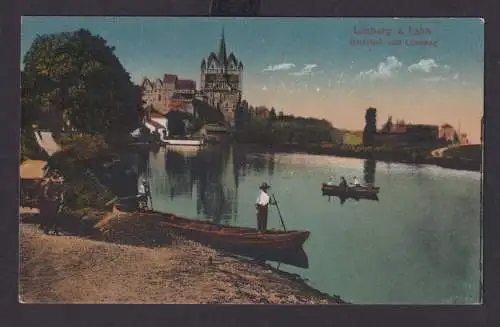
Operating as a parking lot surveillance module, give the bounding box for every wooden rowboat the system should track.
[321,183,380,200]
[135,210,310,251]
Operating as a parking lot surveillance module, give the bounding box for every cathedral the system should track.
[200,28,244,125]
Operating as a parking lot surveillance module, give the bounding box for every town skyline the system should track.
[21,17,484,143]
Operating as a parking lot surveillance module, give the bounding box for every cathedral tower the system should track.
[200,28,243,125]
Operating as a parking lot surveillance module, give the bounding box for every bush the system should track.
[46,135,115,210]
[20,128,48,162]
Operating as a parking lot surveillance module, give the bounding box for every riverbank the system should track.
[232,142,481,172]
[19,209,344,304]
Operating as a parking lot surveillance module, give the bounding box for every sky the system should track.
[21,17,484,143]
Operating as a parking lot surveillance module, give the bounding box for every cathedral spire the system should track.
[218,27,227,67]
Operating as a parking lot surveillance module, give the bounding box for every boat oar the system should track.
[271,194,287,232]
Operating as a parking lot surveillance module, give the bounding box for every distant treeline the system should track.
[233,101,343,145]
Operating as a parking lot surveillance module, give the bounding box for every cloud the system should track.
[263,63,295,72]
[357,56,402,80]
[422,76,447,83]
[408,59,450,73]
[408,59,438,73]
[290,64,318,76]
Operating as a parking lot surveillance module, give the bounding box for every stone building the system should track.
[141,74,196,115]
[374,118,440,146]
[439,123,457,142]
[199,28,243,125]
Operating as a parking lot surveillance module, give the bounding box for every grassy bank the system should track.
[233,141,481,172]
[19,210,345,304]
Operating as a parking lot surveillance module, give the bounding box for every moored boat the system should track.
[129,210,310,251]
[161,138,204,146]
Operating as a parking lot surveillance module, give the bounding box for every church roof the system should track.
[176,79,196,90]
[163,74,178,84]
[203,28,242,69]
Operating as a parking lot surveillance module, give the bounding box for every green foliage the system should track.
[20,128,48,162]
[46,135,115,210]
[193,99,225,125]
[443,144,481,161]
[363,107,377,146]
[268,107,277,122]
[22,29,142,135]
[236,115,337,145]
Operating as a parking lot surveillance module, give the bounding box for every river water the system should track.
[139,145,481,304]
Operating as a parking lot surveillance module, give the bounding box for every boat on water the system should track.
[321,183,380,200]
[113,206,310,252]
[161,137,204,146]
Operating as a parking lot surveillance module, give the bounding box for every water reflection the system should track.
[136,145,480,303]
[363,159,376,185]
[147,145,281,225]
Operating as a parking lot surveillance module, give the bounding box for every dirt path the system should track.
[19,217,342,304]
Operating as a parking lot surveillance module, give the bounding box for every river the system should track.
[138,144,481,304]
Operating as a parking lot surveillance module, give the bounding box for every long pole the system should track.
[271,194,287,232]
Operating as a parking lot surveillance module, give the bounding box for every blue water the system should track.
[142,145,481,304]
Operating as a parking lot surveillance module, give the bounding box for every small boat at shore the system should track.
[123,209,310,251]
[321,183,380,200]
[161,138,204,146]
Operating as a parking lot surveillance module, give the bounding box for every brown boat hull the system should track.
[139,211,310,251]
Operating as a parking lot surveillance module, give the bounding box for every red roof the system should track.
[176,79,196,90]
[163,74,178,84]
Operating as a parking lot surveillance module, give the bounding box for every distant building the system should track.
[374,119,439,146]
[199,28,243,125]
[141,74,196,114]
[459,133,470,145]
[254,106,270,119]
[439,123,457,142]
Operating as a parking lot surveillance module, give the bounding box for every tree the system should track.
[235,100,248,129]
[192,99,224,124]
[22,29,142,136]
[268,107,277,122]
[381,115,393,133]
[362,107,377,146]
[166,110,194,136]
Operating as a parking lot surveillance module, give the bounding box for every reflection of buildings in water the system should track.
[192,145,236,224]
[157,145,238,224]
[363,159,377,185]
[231,146,276,180]
[164,150,194,198]
[153,145,278,224]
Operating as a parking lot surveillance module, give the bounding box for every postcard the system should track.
[19,17,483,304]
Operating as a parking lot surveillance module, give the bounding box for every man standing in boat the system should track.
[255,182,276,233]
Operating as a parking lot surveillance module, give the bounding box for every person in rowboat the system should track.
[353,176,361,187]
[339,176,348,191]
[326,176,335,186]
[255,182,276,233]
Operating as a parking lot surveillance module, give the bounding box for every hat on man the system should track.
[259,182,270,190]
